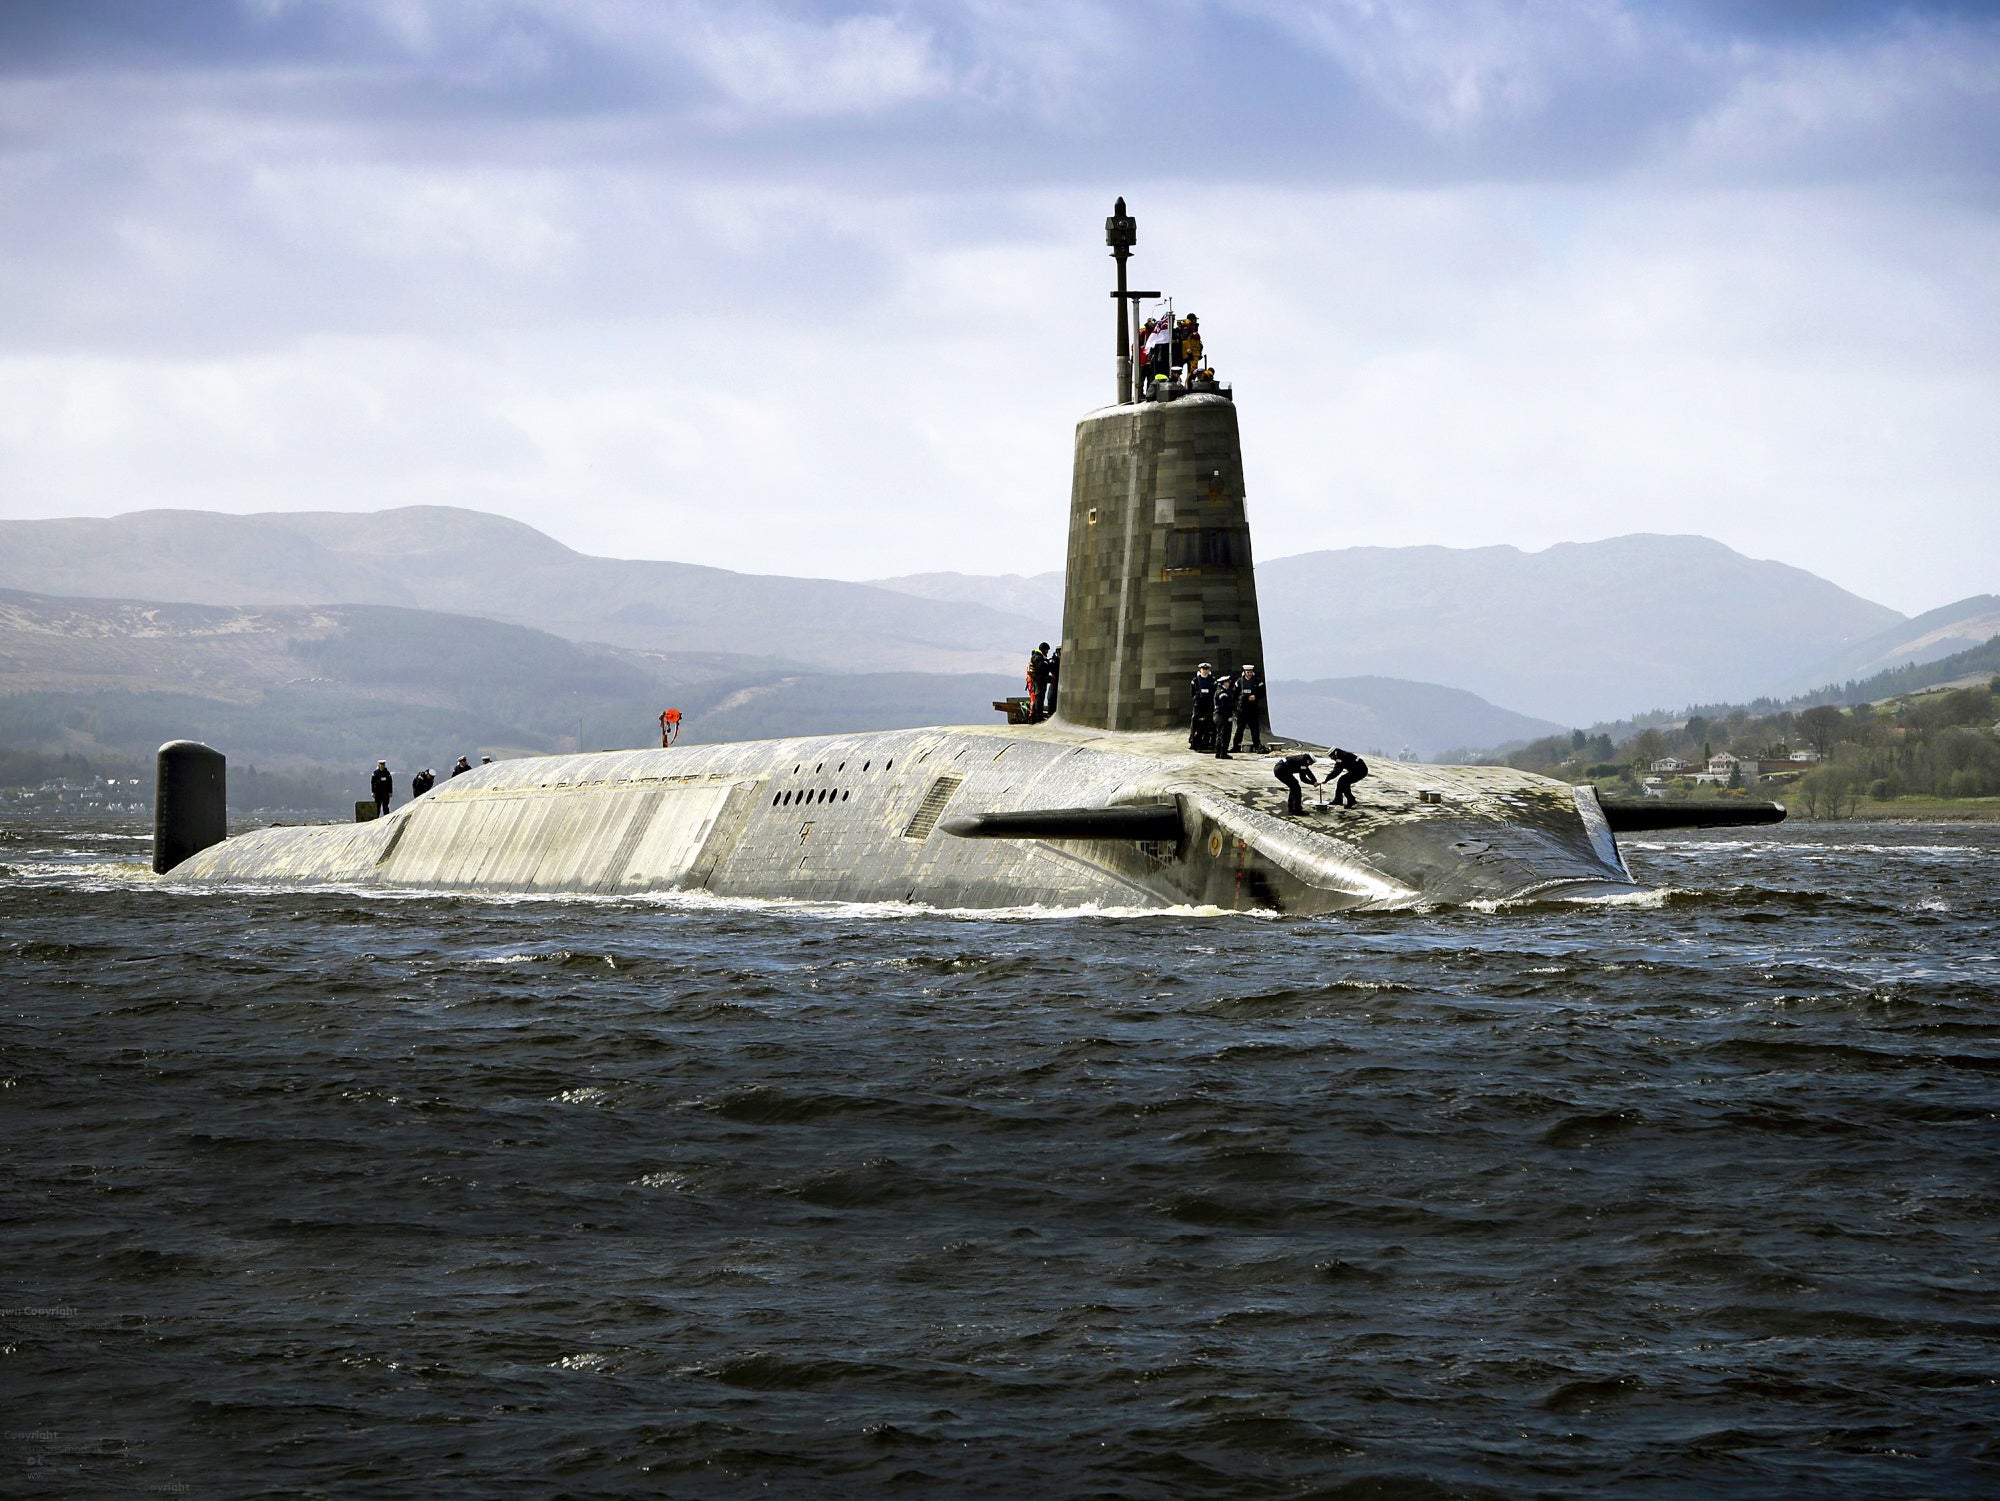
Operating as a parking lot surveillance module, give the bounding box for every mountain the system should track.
[0,508,1038,676]
[1586,631,2000,748]
[1236,536,1904,725]
[0,583,1561,769]
[1773,595,2000,696]
[880,536,1907,726]
[2,510,1927,731]
[869,570,1065,627]
[0,586,1014,773]
[1272,677,1563,760]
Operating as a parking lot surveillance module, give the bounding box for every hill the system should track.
[1241,536,1900,724]
[1528,629,2000,756]
[1271,677,1561,760]
[1775,595,2000,695]
[3,512,1921,728]
[0,585,1565,773]
[873,535,1907,726]
[870,570,1065,627]
[0,586,1015,775]
[1496,667,2000,819]
[0,508,1039,676]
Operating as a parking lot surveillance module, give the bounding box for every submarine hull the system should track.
[164,722,1637,912]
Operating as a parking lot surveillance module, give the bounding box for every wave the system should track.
[1627,837,1984,858]
[131,875,1268,922]
[1,858,154,889]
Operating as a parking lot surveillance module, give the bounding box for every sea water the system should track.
[3,816,1996,1498]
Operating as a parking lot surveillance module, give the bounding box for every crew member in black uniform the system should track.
[370,760,394,816]
[1231,664,1267,753]
[1027,643,1053,722]
[1328,748,1369,808]
[1045,646,1061,718]
[1273,752,1319,814]
[411,766,435,799]
[452,755,473,777]
[1212,675,1237,759]
[1188,663,1217,750]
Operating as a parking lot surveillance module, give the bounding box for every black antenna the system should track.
[1106,197,1136,404]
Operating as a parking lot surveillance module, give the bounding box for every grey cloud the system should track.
[1,0,1995,613]
[0,158,906,357]
[4,1,1994,188]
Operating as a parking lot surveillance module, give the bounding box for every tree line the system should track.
[1494,678,2000,815]
[0,746,350,813]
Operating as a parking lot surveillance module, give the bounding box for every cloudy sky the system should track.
[2,0,1995,614]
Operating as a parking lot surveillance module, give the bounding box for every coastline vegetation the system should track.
[0,746,350,815]
[1488,637,2000,821]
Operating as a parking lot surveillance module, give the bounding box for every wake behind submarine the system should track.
[158,199,1780,912]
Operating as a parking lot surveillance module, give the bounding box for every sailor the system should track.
[411,766,435,799]
[451,755,472,778]
[1178,314,1202,383]
[1027,643,1053,722]
[370,760,393,816]
[1212,675,1237,759]
[1045,646,1061,717]
[1328,747,1369,808]
[1273,752,1318,815]
[1231,664,1267,753]
[1188,663,1217,750]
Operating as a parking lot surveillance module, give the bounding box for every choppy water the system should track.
[3,815,1997,1499]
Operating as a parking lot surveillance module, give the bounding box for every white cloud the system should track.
[0,2,1995,621]
[1678,16,2000,178]
[249,164,577,273]
[685,7,949,118]
[1200,182,2000,612]
[521,0,955,121]
[1230,0,1645,134]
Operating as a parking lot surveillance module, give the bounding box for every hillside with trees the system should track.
[1490,636,2000,820]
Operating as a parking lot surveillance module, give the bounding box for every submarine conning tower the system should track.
[1057,397,1264,732]
[1055,198,1265,733]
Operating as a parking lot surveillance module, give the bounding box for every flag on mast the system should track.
[1141,298,1172,378]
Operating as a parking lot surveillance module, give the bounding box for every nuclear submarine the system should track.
[156,198,1779,912]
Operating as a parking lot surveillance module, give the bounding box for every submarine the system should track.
[157,199,1780,912]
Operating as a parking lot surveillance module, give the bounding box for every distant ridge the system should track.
[1525,630,2000,753]
[0,507,1038,676]
[0,585,1553,768]
[868,570,1064,626]
[0,584,764,769]
[1774,594,2000,696]
[1270,677,1561,761]
[878,535,1907,726]
[0,508,1940,731]
[1250,536,1900,724]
